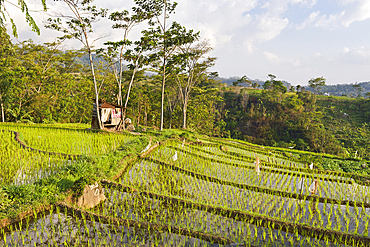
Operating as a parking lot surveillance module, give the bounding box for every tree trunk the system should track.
[137,99,141,126]
[182,100,187,129]
[118,80,122,105]
[160,3,167,132]
[1,103,4,123]
[169,107,172,129]
[118,46,124,106]
[88,50,102,129]
[144,104,148,128]
[0,94,4,122]
[122,66,138,130]
[160,59,166,131]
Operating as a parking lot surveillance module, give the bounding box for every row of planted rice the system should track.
[186,141,370,205]
[198,143,366,201]
[1,197,332,247]
[204,144,298,168]
[176,141,305,170]
[1,124,150,246]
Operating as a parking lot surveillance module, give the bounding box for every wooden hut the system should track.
[91,99,124,130]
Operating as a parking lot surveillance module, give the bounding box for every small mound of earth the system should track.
[70,182,106,209]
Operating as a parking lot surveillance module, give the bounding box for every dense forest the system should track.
[1,0,370,159]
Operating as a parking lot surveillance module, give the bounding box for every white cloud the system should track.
[297,10,349,30]
[297,0,370,29]
[263,51,281,63]
[292,60,301,67]
[243,15,289,52]
[262,51,302,68]
[339,0,370,26]
[259,0,317,15]
[339,46,370,64]
[291,0,317,7]
[296,11,320,30]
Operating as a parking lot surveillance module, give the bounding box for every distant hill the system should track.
[216,76,292,89]
[76,53,107,65]
[305,81,370,97]
[76,53,129,71]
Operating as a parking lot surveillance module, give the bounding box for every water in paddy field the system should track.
[0,207,358,246]
[120,160,367,246]
[0,210,226,247]
[1,140,368,246]
[11,159,73,186]
[1,164,363,247]
[152,145,370,203]
[96,188,357,247]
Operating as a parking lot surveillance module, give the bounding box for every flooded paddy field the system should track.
[1,124,369,246]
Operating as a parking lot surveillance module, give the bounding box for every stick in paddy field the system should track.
[309,178,319,195]
[254,155,260,175]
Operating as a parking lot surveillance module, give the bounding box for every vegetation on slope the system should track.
[217,88,344,155]
[316,96,370,159]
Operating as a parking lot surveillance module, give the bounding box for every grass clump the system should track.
[70,176,100,198]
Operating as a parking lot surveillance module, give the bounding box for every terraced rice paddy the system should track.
[1,124,370,246]
[0,123,136,186]
[0,124,136,156]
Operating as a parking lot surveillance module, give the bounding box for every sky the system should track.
[3,0,370,86]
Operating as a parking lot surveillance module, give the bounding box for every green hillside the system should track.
[317,96,370,159]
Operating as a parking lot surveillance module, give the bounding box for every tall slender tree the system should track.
[308,76,326,95]
[135,0,177,131]
[101,7,151,130]
[121,38,151,129]
[104,8,150,106]
[45,0,108,129]
[137,1,199,130]
[171,39,216,129]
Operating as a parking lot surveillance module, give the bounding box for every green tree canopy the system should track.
[308,76,326,95]
[0,0,46,37]
[232,75,251,87]
[352,84,362,97]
